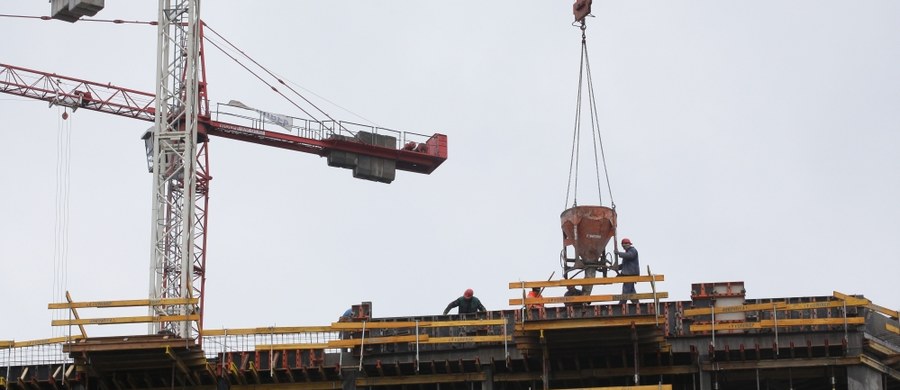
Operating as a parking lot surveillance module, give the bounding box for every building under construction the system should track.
[1,277,899,390]
[2,2,898,390]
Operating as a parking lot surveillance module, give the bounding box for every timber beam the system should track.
[510,292,668,306]
[508,275,665,289]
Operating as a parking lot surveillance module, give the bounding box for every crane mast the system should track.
[149,0,205,338]
[0,2,448,344]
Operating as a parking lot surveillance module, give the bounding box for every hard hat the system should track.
[621,238,632,245]
[464,288,474,298]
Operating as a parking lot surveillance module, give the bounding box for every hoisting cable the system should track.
[565,23,588,209]
[564,20,616,209]
[52,106,73,340]
[203,23,354,136]
[582,26,616,208]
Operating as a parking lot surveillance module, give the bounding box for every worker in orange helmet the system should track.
[526,287,544,309]
[443,288,486,315]
[615,237,640,304]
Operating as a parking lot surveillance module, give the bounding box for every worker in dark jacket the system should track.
[443,288,486,315]
[563,285,588,308]
[615,237,640,304]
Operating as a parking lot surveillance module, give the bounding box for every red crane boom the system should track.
[0,62,448,177]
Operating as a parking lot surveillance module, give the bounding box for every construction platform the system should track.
[2,279,898,390]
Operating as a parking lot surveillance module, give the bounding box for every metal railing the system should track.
[212,102,434,149]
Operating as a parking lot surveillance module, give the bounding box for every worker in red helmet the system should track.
[443,288,486,315]
[615,238,640,305]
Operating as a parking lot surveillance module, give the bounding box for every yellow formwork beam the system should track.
[327,334,428,348]
[423,335,511,344]
[683,298,869,317]
[0,336,85,349]
[509,275,664,289]
[521,316,658,331]
[51,314,199,326]
[690,317,866,332]
[867,303,899,320]
[65,291,88,339]
[554,386,672,390]
[48,297,199,309]
[256,343,330,351]
[330,319,505,330]
[510,292,668,306]
[684,302,783,316]
[887,323,900,335]
[203,326,333,336]
[834,291,899,319]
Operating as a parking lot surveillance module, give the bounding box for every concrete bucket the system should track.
[560,205,617,293]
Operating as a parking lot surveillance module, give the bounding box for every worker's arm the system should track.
[443,299,459,315]
[476,298,486,313]
[617,247,637,260]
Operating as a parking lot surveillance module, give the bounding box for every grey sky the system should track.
[1,2,897,341]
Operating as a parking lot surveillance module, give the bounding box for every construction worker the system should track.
[443,288,486,315]
[615,237,640,304]
[339,307,353,322]
[563,285,587,308]
[526,287,544,309]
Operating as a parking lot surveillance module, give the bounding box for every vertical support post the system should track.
[632,322,639,385]
[481,365,493,390]
[847,365,883,390]
[357,321,366,372]
[415,320,420,372]
[710,304,715,352]
[540,329,549,390]
[503,317,508,359]
[843,300,849,345]
[341,368,358,390]
[773,303,779,355]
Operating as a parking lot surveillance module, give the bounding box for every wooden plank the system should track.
[422,335,511,344]
[522,317,658,331]
[510,292,668,306]
[65,291,88,339]
[0,340,13,349]
[509,275,664,289]
[256,343,329,350]
[887,323,900,335]
[330,319,506,330]
[867,303,899,320]
[327,334,428,348]
[51,314,199,326]
[48,297,199,309]
[5,336,84,348]
[684,302,784,317]
[782,298,869,311]
[690,317,866,332]
[683,298,869,317]
[202,326,333,336]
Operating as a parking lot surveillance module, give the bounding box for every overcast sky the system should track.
[1,2,897,341]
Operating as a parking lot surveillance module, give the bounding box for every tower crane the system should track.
[0,1,447,342]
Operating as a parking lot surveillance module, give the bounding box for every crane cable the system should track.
[202,23,354,136]
[52,107,73,338]
[565,22,616,210]
[0,13,156,25]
